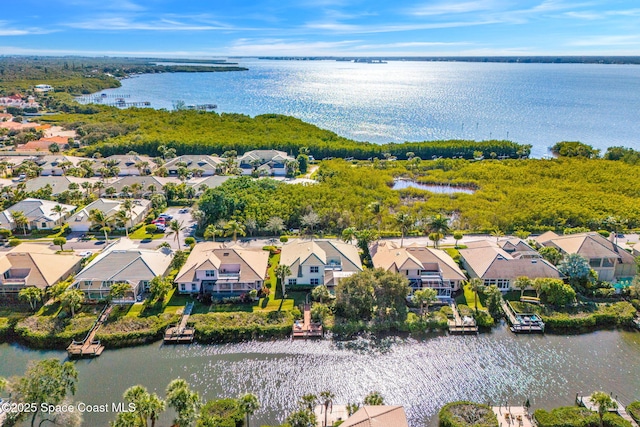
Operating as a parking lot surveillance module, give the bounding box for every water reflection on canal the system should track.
[1,325,639,426]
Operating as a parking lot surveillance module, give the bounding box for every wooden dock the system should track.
[67,304,112,358]
[292,304,323,339]
[501,300,544,333]
[448,302,478,334]
[577,393,639,427]
[164,302,195,344]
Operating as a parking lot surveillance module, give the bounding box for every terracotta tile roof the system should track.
[341,406,409,427]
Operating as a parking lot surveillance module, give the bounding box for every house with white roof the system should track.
[279,239,363,288]
[71,239,173,302]
[237,150,294,176]
[94,154,156,176]
[67,198,151,232]
[35,155,86,176]
[163,155,224,177]
[371,242,466,299]
[535,231,636,282]
[17,176,99,196]
[459,239,561,292]
[0,198,76,231]
[175,242,269,297]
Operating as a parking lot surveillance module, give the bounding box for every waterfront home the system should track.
[0,243,82,294]
[237,150,294,176]
[279,239,363,288]
[163,155,224,177]
[459,239,561,292]
[104,176,180,198]
[0,198,75,231]
[33,155,85,176]
[340,406,409,427]
[71,239,173,302]
[94,154,156,176]
[67,198,151,232]
[370,241,465,299]
[535,231,636,282]
[175,242,269,296]
[16,176,99,196]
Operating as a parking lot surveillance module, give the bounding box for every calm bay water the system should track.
[2,326,640,426]
[91,59,640,157]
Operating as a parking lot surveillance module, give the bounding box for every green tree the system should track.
[395,212,414,247]
[19,286,43,311]
[110,282,133,301]
[540,279,576,306]
[311,284,331,303]
[301,211,320,239]
[53,236,67,252]
[425,214,450,239]
[238,393,260,427]
[484,285,503,319]
[11,359,78,427]
[589,391,617,427]
[297,153,309,174]
[266,216,285,236]
[11,210,28,235]
[168,219,185,248]
[89,208,114,242]
[203,224,217,241]
[513,276,533,298]
[413,287,438,317]
[453,231,463,248]
[368,200,383,240]
[341,226,356,244]
[558,253,594,289]
[60,289,84,317]
[275,264,292,299]
[539,246,563,265]
[363,391,384,406]
[224,219,246,242]
[52,204,68,228]
[299,394,317,411]
[428,232,444,248]
[166,379,201,427]
[319,391,335,427]
[285,409,317,427]
[467,278,485,313]
[149,276,172,302]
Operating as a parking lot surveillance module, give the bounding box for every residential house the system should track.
[340,406,409,427]
[459,239,561,292]
[163,155,224,177]
[279,240,363,288]
[237,150,294,176]
[94,154,156,176]
[175,242,269,296]
[71,239,173,302]
[67,198,151,232]
[371,242,466,299]
[0,198,76,231]
[187,175,233,196]
[0,243,82,294]
[18,137,70,152]
[34,155,85,176]
[535,231,636,282]
[17,176,99,196]
[104,176,180,198]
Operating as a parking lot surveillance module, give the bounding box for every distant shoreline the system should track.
[256,55,640,65]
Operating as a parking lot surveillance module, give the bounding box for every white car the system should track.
[78,251,92,258]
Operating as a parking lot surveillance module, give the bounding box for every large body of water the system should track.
[90,59,640,157]
[2,326,640,426]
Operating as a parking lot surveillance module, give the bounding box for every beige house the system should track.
[459,239,561,292]
[35,155,85,176]
[0,243,82,294]
[371,242,466,299]
[67,198,151,232]
[340,406,409,427]
[175,242,269,297]
[535,231,636,282]
[71,239,174,302]
[279,240,363,288]
[0,198,76,231]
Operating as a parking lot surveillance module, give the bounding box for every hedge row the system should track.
[14,314,96,349]
[438,401,498,427]
[191,311,295,343]
[97,313,177,347]
[331,311,449,337]
[627,402,640,423]
[542,302,636,333]
[534,406,632,427]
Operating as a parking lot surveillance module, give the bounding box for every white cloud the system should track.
[409,0,500,17]
[567,35,640,46]
[0,21,56,36]
[304,19,498,34]
[226,38,360,55]
[66,16,246,31]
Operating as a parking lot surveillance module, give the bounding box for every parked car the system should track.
[159,213,173,220]
[78,251,92,258]
[155,224,166,232]
[153,218,166,225]
[178,208,189,214]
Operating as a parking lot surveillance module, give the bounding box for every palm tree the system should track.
[88,208,114,242]
[341,227,356,244]
[274,264,292,299]
[363,391,384,406]
[514,276,533,298]
[298,394,317,412]
[204,224,217,241]
[10,210,28,235]
[394,212,414,247]
[368,201,383,240]
[121,199,135,234]
[92,180,105,196]
[589,392,617,427]
[468,278,485,313]
[319,391,335,427]
[238,393,260,427]
[51,204,68,228]
[115,209,131,237]
[413,288,437,317]
[60,289,84,317]
[19,287,43,311]
[266,216,285,236]
[224,220,246,242]
[425,214,450,243]
[168,220,185,248]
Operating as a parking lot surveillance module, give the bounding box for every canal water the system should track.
[392,179,476,194]
[1,324,640,426]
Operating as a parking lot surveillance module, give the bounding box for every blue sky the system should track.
[1,0,639,57]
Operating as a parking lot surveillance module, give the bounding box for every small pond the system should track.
[392,179,476,194]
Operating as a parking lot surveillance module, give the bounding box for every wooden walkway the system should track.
[448,302,478,334]
[67,304,112,358]
[164,302,195,344]
[578,393,639,427]
[292,304,323,339]
[501,300,544,333]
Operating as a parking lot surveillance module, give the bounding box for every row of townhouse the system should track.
[2,150,296,178]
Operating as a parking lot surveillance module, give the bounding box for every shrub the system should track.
[534,406,632,427]
[474,310,495,328]
[280,236,289,243]
[627,402,640,423]
[184,236,196,245]
[145,224,158,233]
[439,401,498,427]
[0,228,12,240]
[8,238,21,246]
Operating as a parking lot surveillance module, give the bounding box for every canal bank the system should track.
[1,324,639,427]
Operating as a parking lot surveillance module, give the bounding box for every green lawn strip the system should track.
[266,252,280,294]
[462,284,486,311]
[125,303,145,318]
[254,297,294,312]
[129,227,165,240]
